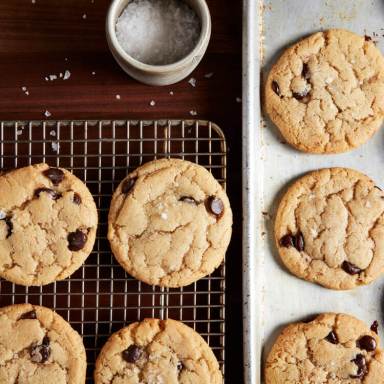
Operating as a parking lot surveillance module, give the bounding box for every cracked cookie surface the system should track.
[0,303,86,384]
[275,168,384,290]
[94,318,223,384]
[108,159,232,287]
[265,29,384,153]
[0,163,98,286]
[265,313,384,384]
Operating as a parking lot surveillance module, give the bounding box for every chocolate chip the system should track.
[365,35,372,41]
[43,168,64,186]
[67,230,87,251]
[122,345,143,363]
[179,196,198,205]
[293,89,310,101]
[5,217,13,238]
[371,320,379,334]
[357,335,377,351]
[73,193,82,205]
[325,331,338,344]
[177,361,184,372]
[30,337,51,363]
[207,196,224,218]
[350,354,367,379]
[272,81,281,97]
[342,261,362,275]
[121,177,137,194]
[374,186,382,191]
[280,232,305,252]
[20,310,37,320]
[302,63,310,80]
[34,188,61,200]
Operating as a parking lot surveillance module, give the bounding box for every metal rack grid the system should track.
[0,119,227,382]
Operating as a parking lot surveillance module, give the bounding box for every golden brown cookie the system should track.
[265,313,384,384]
[275,168,384,290]
[108,158,232,287]
[0,304,87,384]
[0,163,98,286]
[94,318,223,384]
[265,29,384,153]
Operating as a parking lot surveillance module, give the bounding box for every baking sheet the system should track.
[244,0,384,383]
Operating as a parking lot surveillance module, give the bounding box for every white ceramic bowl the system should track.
[106,0,211,86]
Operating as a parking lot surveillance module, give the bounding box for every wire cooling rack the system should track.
[0,119,227,382]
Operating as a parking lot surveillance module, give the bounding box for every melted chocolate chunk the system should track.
[73,193,82,205]
[207,196,224,218]
[121,178,137,194]
[280,232,305,252]
[34,188,61,200]
[5,217,13,238]
[371,320,379,334]
[20,310,37,320]
[350,354,367,379]
[357,335,377,351]
[122,345,143,363]
[365,35,372,42]
[179,196,198,205]
[325,331,338,344]
[30,337,51,363]
[67,230,87,251]
[302,63,310,80]
[342,261,362,275]
[43,168,64,186]
[272,81,281,97]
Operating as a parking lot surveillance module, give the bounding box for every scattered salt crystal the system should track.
[310,228,318,237]
[0,211,6,220]
[65,57,68,61]
[188,77,196,87]
[204,72,214,79]
[160,212,168,220]
[51,142,59,152]
[149,100,156,107]
[31,0,36,3]
[59,73,63,78]
[63,70,71,80]
[49,130,56,137]
[325,77,333,84]
[189,110,197,116]
[169,91,174,96]
[16,130,23,136]
[236,97,242,103]
[21,86,27,92]
[115,0,201,65]
[25,91,29,95]
[44,110,52,118]
[45,77,49,81]
[82,13,87,19]
[49,75,57,81]
[91,71,96,75]
[116,94,121,100]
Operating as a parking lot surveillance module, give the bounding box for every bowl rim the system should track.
[106,0,211,74]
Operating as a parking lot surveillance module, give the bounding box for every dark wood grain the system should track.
[0,1,243,382]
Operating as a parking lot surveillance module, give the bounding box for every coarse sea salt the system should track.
[115,0,201,66]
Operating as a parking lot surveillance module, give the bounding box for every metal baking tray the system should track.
[0,119,227,382]
[243,1,384,383]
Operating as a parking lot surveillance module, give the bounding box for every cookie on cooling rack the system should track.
[275,167,384,290]
[108,158,232,287]
[265,313,384,383]
[0,163,98,286]
[94,318,223,384]
[0,303,86,383]
[265,29,384,153]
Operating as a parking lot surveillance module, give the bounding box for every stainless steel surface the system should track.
[244,1,384,383]
[0,119,227,382]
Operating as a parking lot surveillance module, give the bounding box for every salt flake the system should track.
[49,130,56,137]
[188,77,197,87]
[149,100,156,107]
[204,72,214,79]
[189,110,197,116]
[0,211,6,220]
[51,142,59,152]
[44,110,52,118]
[63,70,71,80]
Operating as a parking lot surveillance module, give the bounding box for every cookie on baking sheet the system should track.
[265,313,384,384]
[0,163,98,286]
[94,318,223,384]
[275,167,384,290]
[265,29,384,153]
[108,158,232,287]
[0,303,86,384]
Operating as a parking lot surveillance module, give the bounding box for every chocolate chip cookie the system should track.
[275,168,384,290]
[265,29,384,153]
[0,163,98,286]
[0,303,86,383]
[265,313,384,383]
[94,318,223,384]
[108,158,232,287]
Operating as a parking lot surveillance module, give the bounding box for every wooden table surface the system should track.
[0,1,243,382]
